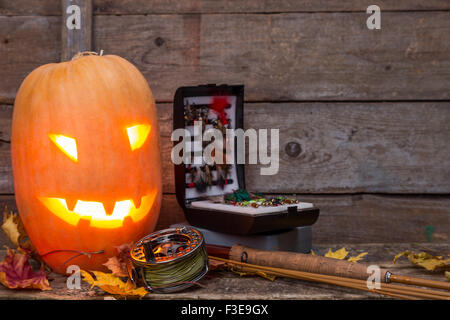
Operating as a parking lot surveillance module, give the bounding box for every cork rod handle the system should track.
[229,244,388,282]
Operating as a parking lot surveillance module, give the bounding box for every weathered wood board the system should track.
[244,102,450,194]
[91,12,450,101]
[0,16,61,104]
[93,0,450,14]
[1,102,449,194]
[0,105,12,193]
[0,243,448,300]
[2,0,450,16]
[1,194,448,247]
[61,0,92,61]
[300,194,450,244]
[2,12,450,102]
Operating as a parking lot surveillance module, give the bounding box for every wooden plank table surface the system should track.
[0,242,447,300]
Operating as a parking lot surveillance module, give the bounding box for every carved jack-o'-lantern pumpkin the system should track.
[11,54,162,274]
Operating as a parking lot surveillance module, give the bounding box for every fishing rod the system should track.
[206,244,450,292]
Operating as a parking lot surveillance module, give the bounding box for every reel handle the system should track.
[142,242,156,262]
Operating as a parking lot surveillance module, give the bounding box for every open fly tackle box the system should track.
[173,84,320,235]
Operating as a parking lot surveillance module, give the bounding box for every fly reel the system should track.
[128,226,209,293]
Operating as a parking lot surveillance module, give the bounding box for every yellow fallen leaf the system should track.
[445,271,449,282]
[1,206,36,257]
[1,207,21,247]
[311,250,316,256]
[393,251,407,264]
[230,267,276,281]
[80,270,148,298]
[81,270,96,284]
[393,251,450,271]
[325,247,349,260]
[348,252,368,263]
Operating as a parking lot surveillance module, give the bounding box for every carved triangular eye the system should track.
[126,124,151,150]
[49,134,78,162]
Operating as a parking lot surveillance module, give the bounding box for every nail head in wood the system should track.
[285,141,302,158]
[154,37,165,47]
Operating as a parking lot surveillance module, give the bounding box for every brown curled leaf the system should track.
[102,242,133,277]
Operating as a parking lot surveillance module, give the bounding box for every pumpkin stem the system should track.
[71,50,104,61]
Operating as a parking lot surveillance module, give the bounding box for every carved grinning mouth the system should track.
[38,190,158,229]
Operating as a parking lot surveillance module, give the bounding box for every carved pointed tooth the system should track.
[132,195,142,209]
[103,200,116,216]
[65,198,78,212]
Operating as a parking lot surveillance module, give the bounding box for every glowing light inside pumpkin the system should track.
[49,134,78,162]
[127,124,151,150]
[38,190,158,228]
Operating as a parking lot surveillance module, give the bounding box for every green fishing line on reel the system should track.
[128,226,209,293]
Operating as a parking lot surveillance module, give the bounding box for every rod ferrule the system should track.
[385,271,392,283]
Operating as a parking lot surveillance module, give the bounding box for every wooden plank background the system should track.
[61,0,92,61]
[2,1,450,15]
[3,11,450,103]
[0,1,448,244]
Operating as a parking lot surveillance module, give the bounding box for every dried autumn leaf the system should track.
[2,207,21,247]
[230,267,276,281]
[103,256,125,277]
[311,250,316,256]
[348,252,368,263]
[393,250,450,271]
[445,271,450,282]
[0,247,51,290]
[80,270,147,298]
[103,243,133,277]
[1,206,36,256]
[325,247,349,260]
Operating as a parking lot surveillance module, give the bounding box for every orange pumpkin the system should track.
[11,53,162,274]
